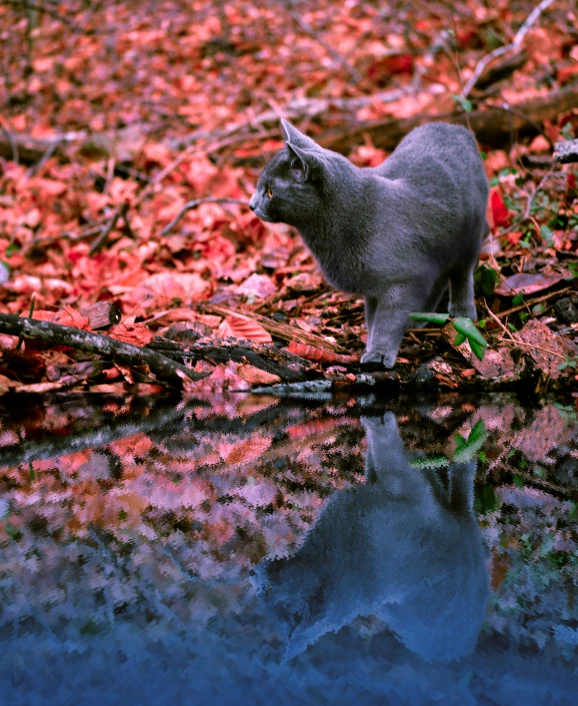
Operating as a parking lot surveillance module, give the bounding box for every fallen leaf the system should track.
[236,364,281,385]
[218,436,272,464]
[218,315,272,343]
[495,271,568,296]
[285,341,358,364]
[108,322,154,346]
[516,319,577,379]
[32,307,90,329]
[133,273,212,306]
[237,273,277,299]
[489,189,510,229]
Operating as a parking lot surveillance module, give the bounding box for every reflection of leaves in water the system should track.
[0,396,577,678]
[410,420,487,470]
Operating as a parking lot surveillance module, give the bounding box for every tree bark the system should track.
[318,84,578,153]
[0,314,206,386]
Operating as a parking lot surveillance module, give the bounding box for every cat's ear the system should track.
[280,118,318,150]
[287,143,321,182]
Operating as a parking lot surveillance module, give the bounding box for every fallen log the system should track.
[318,84,578,153]
[0,314,206,387]
[147,336,311,383]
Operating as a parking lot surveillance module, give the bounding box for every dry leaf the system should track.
[495,271,568,296]
[285,341,358,364]
[108,322,154,346]
[218,315,272,343]
[236,364,281,385]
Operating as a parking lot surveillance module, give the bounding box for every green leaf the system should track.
[410,456,451,470]
[567,261,578,279]
[475,265,500,297]
[453,433,467,451]
[454,421,487,463]
[452,317,487,348]
[409,312,449,325]
[451,94,472,113]
[512,294,524,306]
[540,225,554,243]
[468,420,487,444]
[469,338,486,361]
[453,332,467,346]
[5,523,21,541]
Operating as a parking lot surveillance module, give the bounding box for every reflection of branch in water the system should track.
[0,401,188,468]
[0,396,339,469]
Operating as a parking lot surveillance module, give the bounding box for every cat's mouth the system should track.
[253,209,276,223]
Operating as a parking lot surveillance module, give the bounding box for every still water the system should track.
[0,392,577,706]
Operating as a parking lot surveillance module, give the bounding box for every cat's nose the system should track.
[248,195,256,211]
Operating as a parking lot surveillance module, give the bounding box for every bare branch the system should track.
[462,0,555,98]
[0,314,207,386]
[161,198,248,235]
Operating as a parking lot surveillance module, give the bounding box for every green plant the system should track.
[451,94,472,113]
[409,312,488,360]
[410,420,487,470]
[557,356,577,372]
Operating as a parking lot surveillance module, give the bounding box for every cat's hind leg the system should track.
[448,225,483,320]
[448,267,476,320]
[364,296,378,349]
[409,277,449,328]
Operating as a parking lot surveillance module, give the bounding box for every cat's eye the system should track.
[267,188,273,198]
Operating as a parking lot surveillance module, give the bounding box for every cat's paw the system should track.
[448,303,477,320]
[360,349,396,369]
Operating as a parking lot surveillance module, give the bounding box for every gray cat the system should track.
[249,119,489,367]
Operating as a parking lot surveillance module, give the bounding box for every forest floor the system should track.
[0,0,577,397]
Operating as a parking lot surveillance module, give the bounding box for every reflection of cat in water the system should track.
[255,413,489,662]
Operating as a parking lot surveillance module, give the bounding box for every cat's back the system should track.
[377,122,484,185]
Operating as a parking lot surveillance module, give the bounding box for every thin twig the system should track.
[161,198,248,235]
[3,0,80,29]
[25,138,60,178]
[0,122,18,164]
[132,145,196,207]
[462,0,555,98]
[89,201,129,255]
[286,6,362,84]
[499,171,553,236]
[496,287,571,319]
[483,299,566,360]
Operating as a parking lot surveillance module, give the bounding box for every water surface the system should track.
[0,392,577,706]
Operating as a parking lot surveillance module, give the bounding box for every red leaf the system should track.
[285,342,358,364]
[218,315,272,343]
[490,189,510,229]
[236,364,281,385]
[108,323,154,346]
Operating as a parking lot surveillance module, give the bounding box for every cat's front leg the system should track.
[360,290,421,368]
